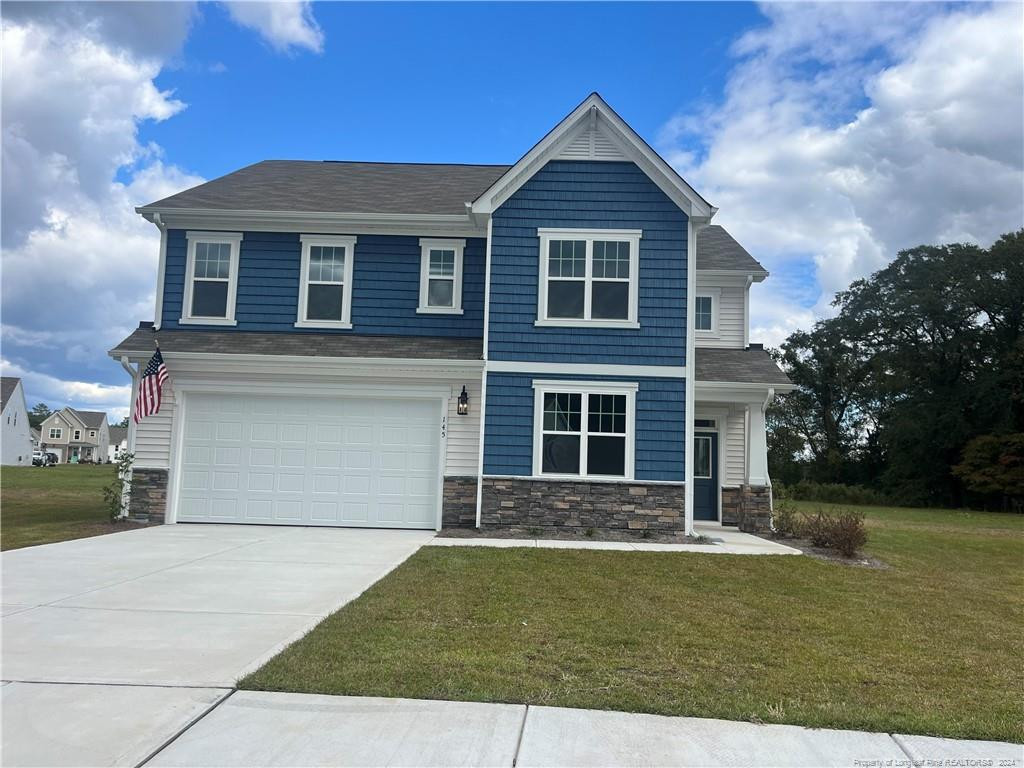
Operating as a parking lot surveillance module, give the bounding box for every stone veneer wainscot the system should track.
[128,468,168,523]
[479,477,686,535]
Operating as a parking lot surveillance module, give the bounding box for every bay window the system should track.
[537,229,641,328]
[181,232,242,325]
[296,235,356,328]
[532,380,636,479]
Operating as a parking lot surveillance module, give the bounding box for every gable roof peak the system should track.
[471,93,715,219]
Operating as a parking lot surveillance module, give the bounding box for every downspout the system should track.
[152,213,167,330]
[119,356,138,519]
[474,216,493,528]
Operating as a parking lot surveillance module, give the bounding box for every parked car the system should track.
[31,451,55,467]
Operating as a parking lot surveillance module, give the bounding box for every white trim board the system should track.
[417,238,466,315]
[487,360,685,378]
[179,231,243,326]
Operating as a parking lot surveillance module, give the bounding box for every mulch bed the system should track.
[758,534,889,568]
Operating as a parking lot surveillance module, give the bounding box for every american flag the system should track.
[133,348,169,424]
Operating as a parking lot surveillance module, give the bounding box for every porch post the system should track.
[747,388,774,487]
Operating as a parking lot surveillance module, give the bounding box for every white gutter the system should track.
[152,213,167,330]
[763,386,776,511]
[474,216,493,528]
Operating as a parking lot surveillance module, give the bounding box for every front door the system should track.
[693,432,718,521]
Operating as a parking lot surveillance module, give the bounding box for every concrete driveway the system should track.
[1,524,433,766]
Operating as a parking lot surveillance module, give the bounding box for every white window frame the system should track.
[180,231,243,326]
[694,288,720,336]
[73,429,81,441]
[531,379,637,480]
[295,234,357,329]
[536,228,641,329]
[417,238,465,315]
[48,427,62,440]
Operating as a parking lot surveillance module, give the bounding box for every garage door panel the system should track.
[177,393,440,529]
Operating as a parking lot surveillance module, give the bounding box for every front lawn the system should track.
[0,464,139,550]
[242,503,1024,743]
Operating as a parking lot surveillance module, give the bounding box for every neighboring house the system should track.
[37,408,110,464]
[108,425,129,462]
[1,377,32,466]
[109,93,793,534]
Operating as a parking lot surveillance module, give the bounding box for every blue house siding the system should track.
[161,230,486,338]
[488,161,688,366]
[482,372,685,482]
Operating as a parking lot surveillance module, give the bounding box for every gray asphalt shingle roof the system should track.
[110,326,484,361]
[141,161,512,216]
[66,408,107,429]
[697,225,767,273]
[695,347,792,386]
[109,426,128,445]
[0,377,20,411]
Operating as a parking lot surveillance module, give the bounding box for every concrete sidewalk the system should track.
[430,523,801,555]
[148,692,1022,767]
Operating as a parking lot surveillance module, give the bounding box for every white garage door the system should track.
[176,393,440,529]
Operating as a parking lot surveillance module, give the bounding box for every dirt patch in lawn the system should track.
[437,527,713,545]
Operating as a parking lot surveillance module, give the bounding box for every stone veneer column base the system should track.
[480,478,686,535]
[721,484,773,532]
[442,477,478,528]
[128,468,168,523]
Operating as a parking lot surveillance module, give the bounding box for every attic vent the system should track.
[556,124,627,162]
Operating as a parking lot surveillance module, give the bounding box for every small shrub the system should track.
[527,526,543,537]
[771,500,803,538]
[801,510,834,548]
[830,509,868,557]
[642,529,652,539]
[102,451,134,523]
[585,527,596,538]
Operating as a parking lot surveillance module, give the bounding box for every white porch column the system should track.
[747,391,773,486]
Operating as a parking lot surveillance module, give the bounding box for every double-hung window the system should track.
[532,380,636,479]
[181,232,242,325]
[73,429,81,441]
[537,229,641,328]
[418,239,465,314]
[694,288,719,334]
[296,235,356,328]
[49,427,61,440]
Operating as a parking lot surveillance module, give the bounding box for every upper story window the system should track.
[296,235,356,329]
[49,427,61,439]
[73,429,81,441]
[89,430,96,438]
[536,229,641,329]
[532,380,636,479]
[694,288,720,335]
[418,239,465,314]
[181,232,243,325]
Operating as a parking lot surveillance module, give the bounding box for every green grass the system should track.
[0,464,131,550]
[242,503,1024,743]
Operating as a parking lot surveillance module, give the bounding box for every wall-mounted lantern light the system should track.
[457,386,469,416]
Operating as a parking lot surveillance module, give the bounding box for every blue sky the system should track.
[143,3,759,175]
[2,2,1022,421]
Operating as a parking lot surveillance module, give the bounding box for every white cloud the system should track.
[0,358,133,421]
[0,11,204,417]
[663,2,1024,345]
[222,1,323,54]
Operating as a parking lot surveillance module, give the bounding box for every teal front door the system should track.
[693,432,718,521]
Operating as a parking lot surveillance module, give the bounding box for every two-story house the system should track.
[1,377,32,466]
[38,408,110,464]
[110,94,792,535]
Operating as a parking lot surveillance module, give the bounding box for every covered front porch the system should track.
[692,346,796,530]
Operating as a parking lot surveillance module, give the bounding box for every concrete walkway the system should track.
[148,692,1022,767]
[430,523,801,555]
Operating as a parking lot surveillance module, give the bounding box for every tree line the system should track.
[768,230,1023,511]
